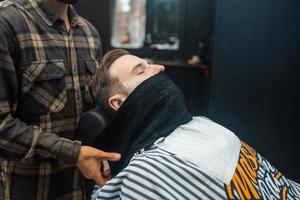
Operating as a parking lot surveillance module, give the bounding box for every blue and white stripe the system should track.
[92,147,228,200]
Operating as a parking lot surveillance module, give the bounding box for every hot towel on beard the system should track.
[92,73,192,177]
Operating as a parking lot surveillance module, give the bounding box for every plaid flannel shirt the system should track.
[0,0,102,199]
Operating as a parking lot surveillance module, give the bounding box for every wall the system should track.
[209,0,300,181]
[75,0,214,60]
[184,0,214,62]
[74,0,111,52]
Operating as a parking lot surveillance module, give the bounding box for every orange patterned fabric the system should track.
[226,141,300,199]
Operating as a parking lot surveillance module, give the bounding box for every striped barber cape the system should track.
[93,147,231,199]
[92,117,300,200]
[92,146,300,200]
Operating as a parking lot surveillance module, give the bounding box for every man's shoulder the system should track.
[0,0,16,7]
[0,0,27,10]
[77,16,102,58]
[78,16,100,37]
[0,0,29,22]
[0,0,23,32]
[0,0,16,14]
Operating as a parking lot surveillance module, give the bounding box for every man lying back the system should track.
[91,49,300,200]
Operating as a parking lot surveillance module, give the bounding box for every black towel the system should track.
[93,73,192,177]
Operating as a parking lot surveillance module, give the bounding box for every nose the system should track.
[151,64,165,75]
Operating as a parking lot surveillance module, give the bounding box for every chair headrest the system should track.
[78,107,109,145]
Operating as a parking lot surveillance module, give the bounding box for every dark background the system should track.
[75,0,300,181]
[209,0,300,181]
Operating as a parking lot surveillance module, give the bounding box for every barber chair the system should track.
[77,106,110,197]
[77,106,110,145]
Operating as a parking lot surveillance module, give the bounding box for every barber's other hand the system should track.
[76,146,121,186]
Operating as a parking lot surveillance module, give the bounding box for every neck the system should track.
[43,0,69,22]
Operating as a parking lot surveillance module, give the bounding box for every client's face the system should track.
[109,55,165,96]
[107,55,165,111]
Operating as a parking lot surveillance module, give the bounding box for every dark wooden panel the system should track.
[165,65,208,115]
[74,0,112,52]
[209,0,300,181]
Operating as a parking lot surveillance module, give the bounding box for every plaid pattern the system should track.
[0,0,102,199]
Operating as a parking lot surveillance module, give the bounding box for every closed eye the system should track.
[132,63,146,75]
[137,70,145,75]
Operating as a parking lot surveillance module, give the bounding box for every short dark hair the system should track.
[94,49,130,115]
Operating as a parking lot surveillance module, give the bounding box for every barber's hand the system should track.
[76,146,121,186]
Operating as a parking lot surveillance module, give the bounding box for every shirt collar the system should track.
[68,5,81,27]
[30,0,81,27]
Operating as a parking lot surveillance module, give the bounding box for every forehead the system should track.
[109,55,142,77]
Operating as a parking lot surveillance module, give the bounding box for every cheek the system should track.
[123,80,142,93]
[123,76,150,93]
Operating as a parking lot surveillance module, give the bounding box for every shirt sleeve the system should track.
[0,17,81,165]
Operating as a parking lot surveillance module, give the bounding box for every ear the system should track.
[108,94,126,111]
